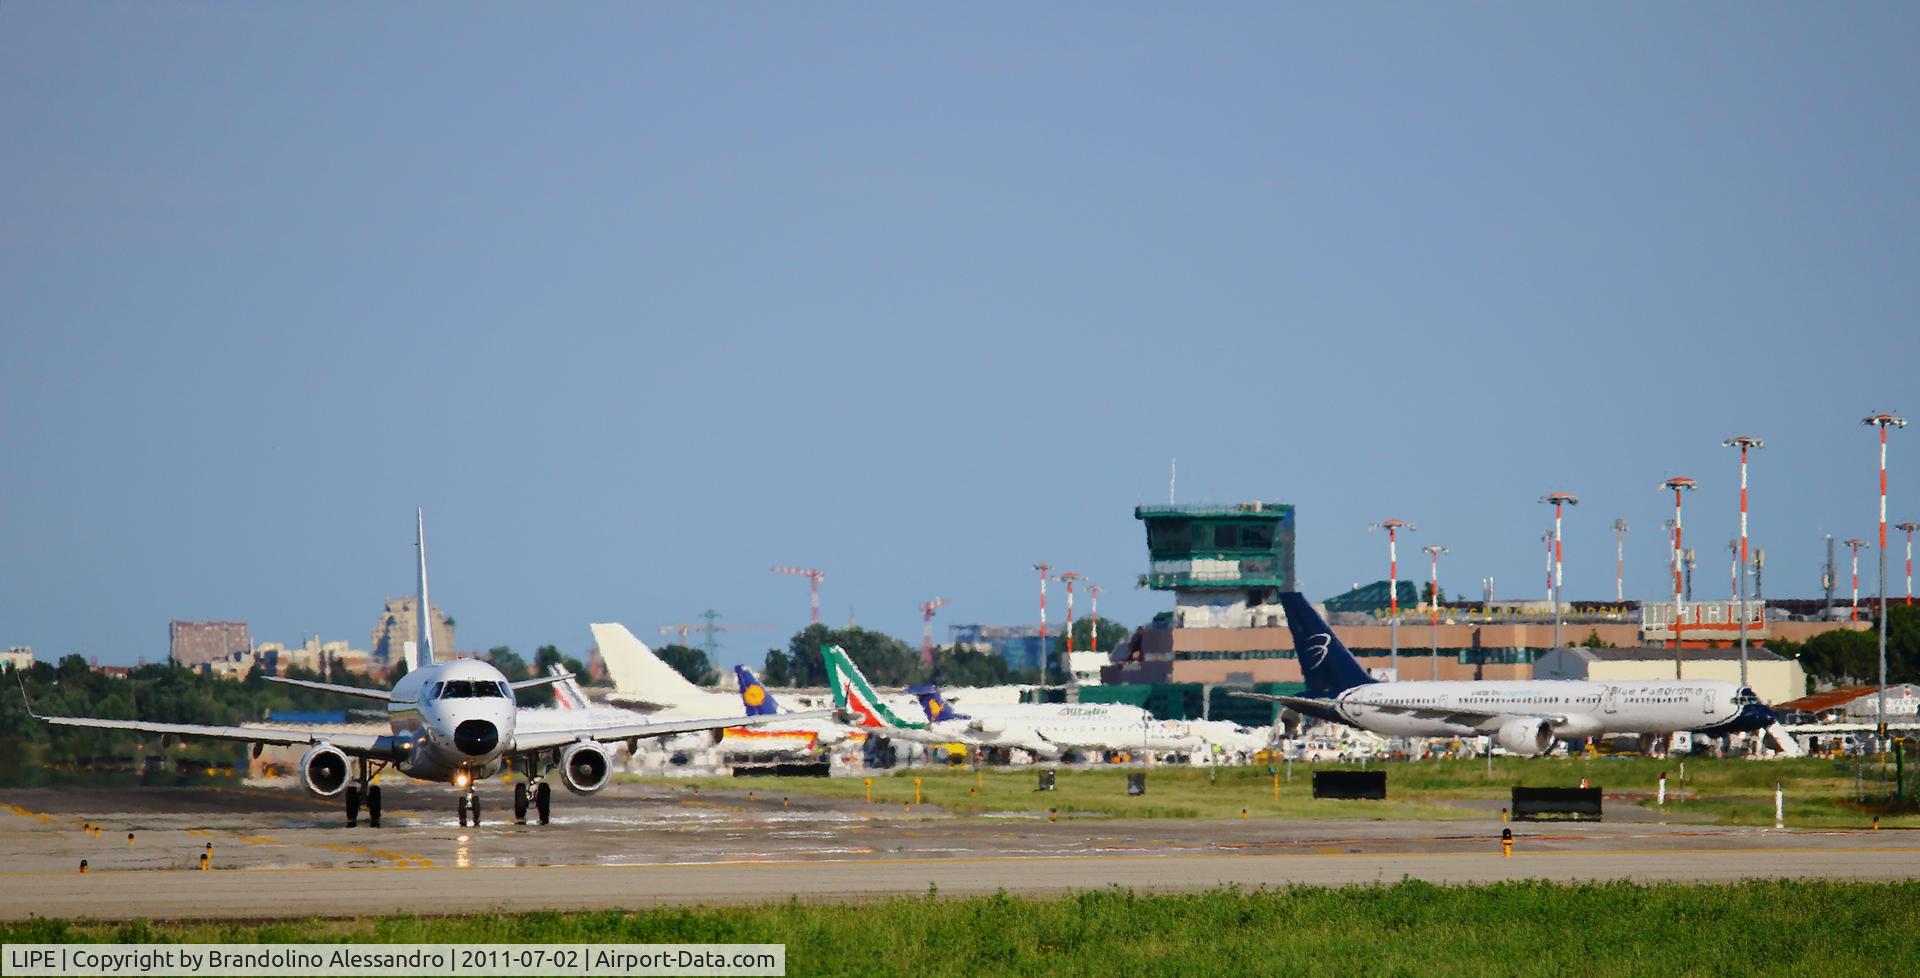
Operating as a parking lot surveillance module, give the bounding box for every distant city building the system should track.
[169,620,251,668]
[1,647,33,672]
[251,637,375,678]
[370,597,454,665]
[948,624,1047,672]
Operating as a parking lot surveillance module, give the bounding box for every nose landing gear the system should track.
[457,789,481,826]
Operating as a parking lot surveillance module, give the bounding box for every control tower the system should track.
[1136,501,1297,628]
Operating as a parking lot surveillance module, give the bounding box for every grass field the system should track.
[9,881,1918,977]
[638,755,1920,827]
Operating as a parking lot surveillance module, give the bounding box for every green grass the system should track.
[636,755,1920,827]
[9,881,1919,977]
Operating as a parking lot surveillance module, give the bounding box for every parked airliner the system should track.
[24,511,822,827]
[1231,593,1781,755]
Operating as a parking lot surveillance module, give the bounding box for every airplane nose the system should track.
[454,719,499,756]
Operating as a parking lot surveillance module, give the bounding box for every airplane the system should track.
[23,510,823,828]
[908,685,1211,758]
[822,646,988,752]
[732,664,861,755]
[1229,592,1782,755]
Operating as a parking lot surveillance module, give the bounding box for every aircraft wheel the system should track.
[366,785,382,828]
[457,794,469,827]
[468,790,481,826]
[513,783,529,824]
[345,785,362,828]
[535,781,551,825]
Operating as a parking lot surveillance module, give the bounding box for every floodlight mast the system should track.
[1032,562,1051,685]
[1369,519,1415,677]
[1423,545,1449,681]
[1863,412,1905,746]
[1895,522,1920,606]
[1661,477,1697,678]
[1724,435,1763,687]
[1541,492,1579,652]
[1844,539,1870,622]
[1612,519,1629,603]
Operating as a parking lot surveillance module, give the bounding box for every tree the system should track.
[785,623,920,687]
[655,644,718,687]
[762,649,792,687]
[1578,630,1612,649]
[485,646,530,682]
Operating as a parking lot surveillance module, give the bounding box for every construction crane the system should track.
[919,597,950,667]
[657,610,774,656]
[770,566,826,624]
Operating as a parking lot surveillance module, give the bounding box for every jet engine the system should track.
[1495,717,1554,757]
[300,744,350,797]
[559,741,613,794]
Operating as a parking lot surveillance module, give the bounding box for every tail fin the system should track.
[589,623,707,709]
[823,646,926,730]
[548,663,591,711]
[1277,592,1376,695]
[414,509,437,665]
[734,665,779,716]
[906,684,968,722]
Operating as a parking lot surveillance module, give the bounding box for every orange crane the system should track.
[919,597,950,667]
[771,566,826,624]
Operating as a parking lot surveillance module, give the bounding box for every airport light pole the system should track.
[1661,477,1697,677]
[1612,519,1629,603]
[1896,522,1920,606]
[1724,435,1763,687]
[1087,583,1102,653]
[1864,412,1906,747]
[1424,545,1449,680]
[1541,531,1555,601]
[1055,571,1084,690]
[1369,519,1415,678]
[1033,563,1052,685]
[1541,492,1579,651]
[1844,539,1869,623]
[919,598,949,668]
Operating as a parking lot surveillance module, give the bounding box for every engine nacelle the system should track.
[559,741,613,795]
[1495,717,1554,756]
[300,744,350,797]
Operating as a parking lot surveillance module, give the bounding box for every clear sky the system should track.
[3,4,1917,669]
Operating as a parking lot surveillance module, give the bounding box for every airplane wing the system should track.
[509,709,835,753]
[263,676,393,701]
[509,672,573,692]
[1228,691,1568,727]
[32,714,390,755]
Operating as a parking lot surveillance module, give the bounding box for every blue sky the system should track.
[3,5,1917,668]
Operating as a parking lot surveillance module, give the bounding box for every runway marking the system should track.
[4,843,1916,879]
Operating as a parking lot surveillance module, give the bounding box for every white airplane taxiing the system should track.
[24,511,824,827]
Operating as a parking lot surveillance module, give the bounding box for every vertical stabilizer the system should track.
[1276,592,1375,695]
[823,646,926,730]
[735,665,780,716]
[415,508,437,665]
[589,623,708,709]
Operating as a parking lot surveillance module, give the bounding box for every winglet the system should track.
[14,669,41,720]
[415,508,437,665]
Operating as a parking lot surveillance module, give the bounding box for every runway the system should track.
[4,781,1917,920]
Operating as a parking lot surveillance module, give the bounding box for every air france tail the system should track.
[1277,592,1376,696]
[734,665,779,716]
[907,684,969,723]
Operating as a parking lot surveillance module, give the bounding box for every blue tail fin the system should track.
[906,684,968,722]
[1278,593,1377,695]
[734,665,779,716]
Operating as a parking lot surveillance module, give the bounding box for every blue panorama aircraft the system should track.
[1232,593,1783,755]
[25,511,824,827]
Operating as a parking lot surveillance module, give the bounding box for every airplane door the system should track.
[1602,687,1620,715]
[1704,689,1718,715]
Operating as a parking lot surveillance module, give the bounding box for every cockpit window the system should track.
[498,681,513,698]
[1734,687,1761,706]
[438,679,507,699]
[427,681,445,701]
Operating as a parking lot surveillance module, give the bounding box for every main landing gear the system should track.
[345,758,386,828]
[512,754,553,825]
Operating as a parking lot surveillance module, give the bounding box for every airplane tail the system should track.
[1277,592,1376,695]
[414,509,438,665]
[823,646,926,730]
[906,684,969,723]
[734,664,780,716]
[548,663,592,711]
[589,623,708,708]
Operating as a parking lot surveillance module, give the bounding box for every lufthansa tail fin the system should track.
[1277,592,1376,695]
[906,684,969,723]
[734,665,780,716]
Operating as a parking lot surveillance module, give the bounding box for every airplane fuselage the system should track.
[1305,678,1773,740]
[384,658,519,783]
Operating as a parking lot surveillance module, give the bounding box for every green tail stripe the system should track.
[823,645,927,730]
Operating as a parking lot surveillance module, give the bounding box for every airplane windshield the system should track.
[438,680,507,699]
[1733,687,1761,706]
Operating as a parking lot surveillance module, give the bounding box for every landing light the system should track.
[453,770,471,788]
